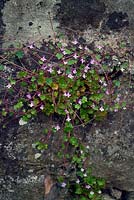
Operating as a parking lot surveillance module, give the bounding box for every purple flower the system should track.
[26,94,32,99]
[63,60,67,65]
[66,115,71,122]
[90,59,96,65]
[63,51,67,55]
[106,90,110,95]
[73,53,79,59]
[78,99,82,105]
[72,69,77,74]
[68,74,74,79]
[76,179,80,184]
[82,73,86,79]
[72,39,78,45]
[41,56,46,62]
[40,105,44,110]
[47,68,53,73]
[81,58,85,63]
[57,69,62,74]
[37,93,41,97]
[55,124,60,131]
[85,185,91,189]
[65,109,69,114]
[61,182,66,188]
[84,46,88,50]
[100,107,104,112]
[28,44,34,49]
[79,45,82,49]
[96,45,102,50]
[29,101,34,107]
[64,92,71,98]
[6,83,12,89]
[84,65,90,73]
[41,64,47,70]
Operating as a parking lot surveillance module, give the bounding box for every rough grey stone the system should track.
[2,0,60,47]
[102,194,116,200]
[110,188,122,199]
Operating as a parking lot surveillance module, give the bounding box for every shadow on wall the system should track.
[55,0,106,30]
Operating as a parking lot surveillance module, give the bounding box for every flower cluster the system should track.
[0,34,129,199]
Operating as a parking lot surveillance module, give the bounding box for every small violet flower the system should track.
[85,185,91,189]
[68,74,74,79]
[73,53,79,59]
[78,99,82,105]
[82,73,86,79]
[81,58,85,63]
[61,182,66,188]
[96,45,102,50]
[41,64,47,70]
[29,101,34,107]
[28,44,34,49]
[47,68,53,73]
[57,69,62,74]
[72,69,77,74]
[40,56,46,62]
[78,45,82,49]
[84,65,90,73]
[64,92,71,98]
[40,105,44,110]
[26,94,32,99]
[6,83,12,89]
[76,179,80,184]
[55,124,60,131]
[63,60,68,65]
[66,115,71,122]
[100,107,104,112]
[65,109,69,114]
[84,46,88,50]
[63,51,67,55]
[72,39,78,45]
[90,59,96,65]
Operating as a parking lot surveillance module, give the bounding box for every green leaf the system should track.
[97,178,105,187]
[2,109,7,116]
[56,53,63,60]
[113,80,120,87]
[80,197,87,200]
[69,136,79,147]
[64,122,73,132]
[65,49,72,55]
[30,109,37,115]
[40,94,46,101]
[15,50,24,59]
[46,78,52,86]
[68,59,77,65]
[31,76,36,82]
[17,71,27,78]
[0,65,4,71]
[81,96,87,103]
[95,54,101,61]
[10,79,16,85]
[14,101,23,110]
[59,78,68,89]
[75,186,83,195]
[75,104,81,110]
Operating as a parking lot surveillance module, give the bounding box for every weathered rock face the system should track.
[1,0,134,46]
